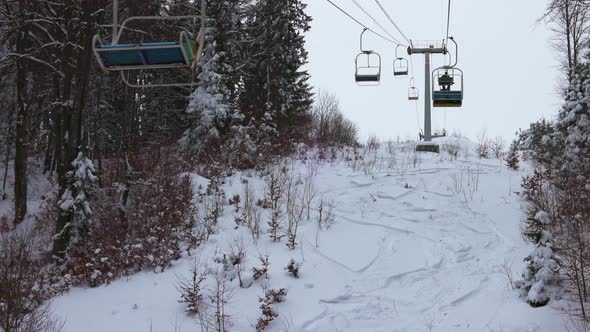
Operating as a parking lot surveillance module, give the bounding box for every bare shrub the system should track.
[302,167,317,221]
[423,313,436,332]
[285,169,306,250]
[317,199,335,230]
[386,140,397,156]
[0,216,8,235]
[449,167,481,202]
[240,182,262,242]
[566,316,590,332]
[203,175,226,229]
[207,273,232,332]
[265,167,287,242]
[408,148,422,168]
[498,258,515,289]
[491,137,505,159]
[442,144,460,160]
[365,134,380,152]
[0,232,63,332]
[65,148,197,287]
[312,90,359,147]
[256,288,287,331]
[477,131,491,159]
[252,255,270,282]
[228,238,247,288]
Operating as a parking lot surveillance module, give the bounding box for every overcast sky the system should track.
[303,0,560,142]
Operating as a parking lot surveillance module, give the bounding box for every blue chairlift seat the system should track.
[94,40,197,71]
[433,90,463,107]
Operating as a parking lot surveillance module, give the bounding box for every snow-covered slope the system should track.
[51,140,568,331]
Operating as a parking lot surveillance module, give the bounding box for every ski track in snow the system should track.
[300,155,564,331]
[51,145,568,332]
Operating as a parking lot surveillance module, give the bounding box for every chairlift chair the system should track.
[393,45,409,77]
[355,28,382,86]
[432,67,463,107]
[432,37,463,107]
[408,78,419,101]
[355,52,382,85]
[92,0,206,88]
[408,87,419,101]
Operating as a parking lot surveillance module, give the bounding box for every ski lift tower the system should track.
[408,40,447,153]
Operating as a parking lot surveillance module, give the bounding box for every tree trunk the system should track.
[2,128,11,201]
[51,1,95,260]
[52,2,78,260]
[2,100,13,200]
[13,28,29,225]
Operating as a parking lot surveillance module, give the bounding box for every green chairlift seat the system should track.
[433,91,463,107]
[355,74,381,82]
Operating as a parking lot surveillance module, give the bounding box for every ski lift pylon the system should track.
[92,0,206,88]
[355,28,382,86]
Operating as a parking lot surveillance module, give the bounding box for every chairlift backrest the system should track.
[394,58,409,77]
[408,86,419,101]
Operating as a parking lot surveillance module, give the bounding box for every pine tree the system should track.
[555,67,590,175]
[240,0,313,154]
[515,211,560,307]
[181,12,231,156]
[179,0,259,166]
[57,152,98,251]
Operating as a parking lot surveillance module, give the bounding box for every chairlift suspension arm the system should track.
[448,37,458,68]
[360,28,372,53]
[112,0,118,44]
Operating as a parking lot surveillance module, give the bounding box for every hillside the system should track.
[49,138,568,331]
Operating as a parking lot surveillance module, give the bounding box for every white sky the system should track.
[304,0,561,141]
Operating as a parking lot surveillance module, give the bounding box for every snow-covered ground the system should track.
[51,138,568,331]
[0,158,55,229]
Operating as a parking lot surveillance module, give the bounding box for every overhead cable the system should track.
[325,0,398,45]
[373,0,412,45]
[350,0,404,46]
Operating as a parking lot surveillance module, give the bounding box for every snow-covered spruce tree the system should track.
[181,0,258,166]
[505,140,520,170]
[56,152,98,253]
[514,118,556,166]
[551,67,590,317]
[515,211,560,307]
[182,30,230,157]
[239,0,314,155]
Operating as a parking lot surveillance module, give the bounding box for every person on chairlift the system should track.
[439,71,454,91]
